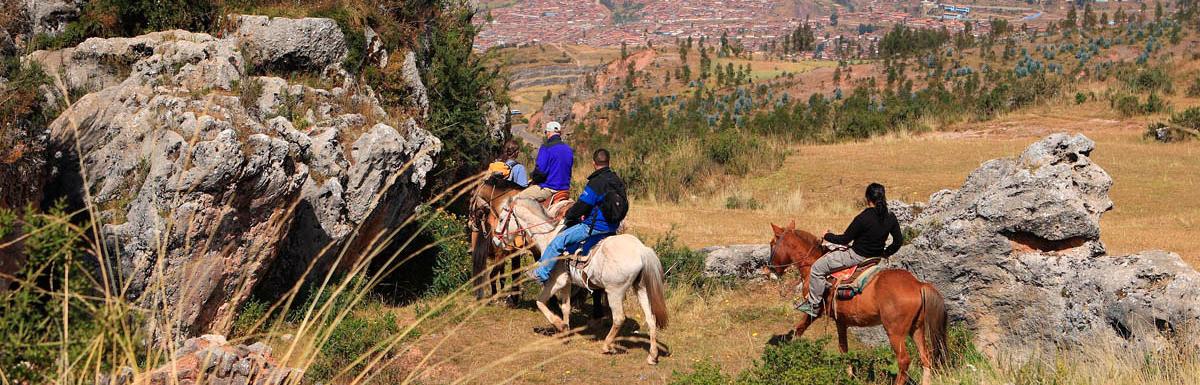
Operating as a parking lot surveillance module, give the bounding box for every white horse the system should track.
[497,197,669,365]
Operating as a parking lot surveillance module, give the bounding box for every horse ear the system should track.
[770,223,782,236]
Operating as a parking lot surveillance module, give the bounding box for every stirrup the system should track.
[561,251,589,264]
[793,300,821,318]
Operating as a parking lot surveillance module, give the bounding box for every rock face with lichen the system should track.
[95,334,302,385]
[29,16,440,340]
[702,134,1200,357]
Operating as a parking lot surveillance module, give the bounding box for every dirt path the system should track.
[401,281,842,385]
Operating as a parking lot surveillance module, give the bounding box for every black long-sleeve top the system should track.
[824,208,904,257]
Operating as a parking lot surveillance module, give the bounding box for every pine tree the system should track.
[1064,6,1078,30]
[1083,3,1097,30]
[424,3,504,187]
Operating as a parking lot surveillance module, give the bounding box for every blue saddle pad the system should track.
[564,233,613,256]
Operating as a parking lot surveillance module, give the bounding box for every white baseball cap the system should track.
[544,121,562,133]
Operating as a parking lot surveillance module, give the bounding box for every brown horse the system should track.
[769,222,947,385]
[467,178,575,304]
[468,179,526,303]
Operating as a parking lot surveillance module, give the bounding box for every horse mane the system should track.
[789,228,824,247]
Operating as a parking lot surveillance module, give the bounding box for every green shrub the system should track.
[1075,92,1087,104]
[32,0,217,50]
[725,195,763,210]
[1126,66,1173,94]
[0,202,103,383]
[1142,92,1167,114]
[1170,107,1200,129]
[670,361,733,385]
[671,338,893,385]
[306,306,401,382]
[654,229,731,291]
[421,208,471,297]
[232,299,269,337]
[1112,94,1142,117]
[1187,75,1200,97]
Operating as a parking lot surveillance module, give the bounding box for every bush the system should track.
[1187,75,1200,97]
[32,0,218,50]
[654,229,729,291]
[421,208,471,297]
[724,195,763,210]
[232,299,269,337]
[306,306,401,382]
[670,361,733,385]
[1112,94,1142,117]
[1142,92,1167,114]
[0,202,105,383]
[1075,92,1088,104]
[671,338,894,385]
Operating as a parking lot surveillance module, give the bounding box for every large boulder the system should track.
[882,133,1196,355]
[701,244,772,279]
[229,15,348,74]
[33,21,439,340]
[23,0,82,36]
[702,134,1200,357]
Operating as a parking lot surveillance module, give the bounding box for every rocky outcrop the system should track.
[229,15,348,74]
[703,134,1200,356]
[32,18,439,339]
[883,133,1197,355]
[23,0,83,36]
[701,244,772,279]
[96,335,302,385]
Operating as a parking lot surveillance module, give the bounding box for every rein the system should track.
[492,197,561,250]
[767,232,825,270]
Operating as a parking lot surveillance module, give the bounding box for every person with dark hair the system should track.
[794,182,904,318]
[528,148,629,283]
[501,139,529,187]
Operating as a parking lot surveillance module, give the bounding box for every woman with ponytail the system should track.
[794,182,905,318]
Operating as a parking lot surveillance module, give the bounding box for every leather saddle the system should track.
[827,258,885,302]
[828,257,883,282]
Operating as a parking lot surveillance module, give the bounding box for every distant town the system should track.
[474,0,1059,56]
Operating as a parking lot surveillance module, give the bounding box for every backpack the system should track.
[487,161,512,178]
[601,175,629,226]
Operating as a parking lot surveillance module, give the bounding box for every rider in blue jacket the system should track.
[519,121,574,202]
[530,148,627,283]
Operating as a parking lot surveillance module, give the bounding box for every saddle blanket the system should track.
[564,233,613,290]
[831,262,884,297]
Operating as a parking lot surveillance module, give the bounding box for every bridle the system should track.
[766,231,824,271]
[491,197,561,251]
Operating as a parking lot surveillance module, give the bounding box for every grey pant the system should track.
[806,248,866,306]
[517,185,556,201]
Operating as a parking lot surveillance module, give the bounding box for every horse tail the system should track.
[469,217,490,300]
[920,283,948,367]
[640,247,669,330]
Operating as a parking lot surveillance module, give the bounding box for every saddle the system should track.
[560,233,613,290]
[543,190,571,209]
[827,258,884,301]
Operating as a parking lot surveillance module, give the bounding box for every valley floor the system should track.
[625,102,1200,267]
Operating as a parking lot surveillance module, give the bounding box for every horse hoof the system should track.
[646,357,658,365]
[600,346,614,354]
